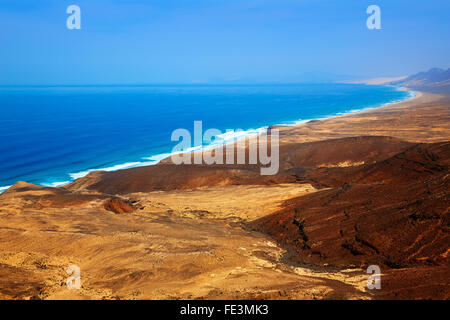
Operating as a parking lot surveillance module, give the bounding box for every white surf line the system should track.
[67,126,268,181]
[7,85,418,188]
[0,185,12,193]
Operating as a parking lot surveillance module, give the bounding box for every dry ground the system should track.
[0,90,449,300]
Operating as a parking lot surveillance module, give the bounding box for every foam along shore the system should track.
[0,86,418,193]
[66,127,268,181]
[0,185,12,193]
[59,86,419,181]
[0,86,449,300]
[274,90,418,128]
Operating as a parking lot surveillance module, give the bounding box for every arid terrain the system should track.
[0,90,449,300]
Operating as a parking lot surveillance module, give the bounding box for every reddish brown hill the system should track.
[251,173,449,267]
[1,136,448,299]
[0,181,108,208]
[67,164,296,195]
[302,141,450,187]
[278,136,414,171]
[250,142,450,270]
[67,136,413,194]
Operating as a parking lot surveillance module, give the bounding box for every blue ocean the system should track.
[0,83,414,191]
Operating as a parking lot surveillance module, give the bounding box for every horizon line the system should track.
[0,81,381,88]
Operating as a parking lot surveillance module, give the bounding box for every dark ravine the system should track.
[1,134,449,299]
[249,141,450,299]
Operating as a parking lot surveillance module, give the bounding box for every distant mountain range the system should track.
[390,67,450,93]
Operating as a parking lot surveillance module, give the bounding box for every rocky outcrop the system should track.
[250,142,450,269]
[103,198,134,214]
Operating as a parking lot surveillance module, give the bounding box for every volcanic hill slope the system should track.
[250,141,450,299]
[66,136,414,193]
[1,133,448,299]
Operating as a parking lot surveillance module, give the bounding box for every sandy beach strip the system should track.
[275,89,449,145]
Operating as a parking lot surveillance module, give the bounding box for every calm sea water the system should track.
[0,83,414,190]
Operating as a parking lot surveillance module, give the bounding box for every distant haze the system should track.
[390,67,450,93]
[0,0,449,85]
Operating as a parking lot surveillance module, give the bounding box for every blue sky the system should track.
[0,0,449,85]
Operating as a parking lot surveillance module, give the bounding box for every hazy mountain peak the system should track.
[390,67,450,93]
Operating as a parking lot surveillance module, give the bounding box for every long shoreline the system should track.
[277,86,419,126]
[0,85,420,192]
